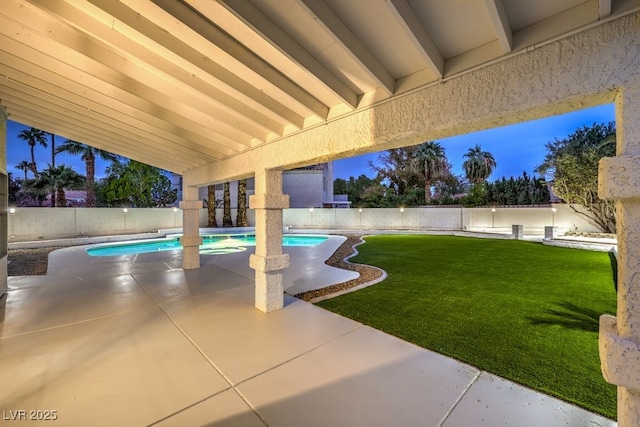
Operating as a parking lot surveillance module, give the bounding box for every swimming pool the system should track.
[86,234,328,256]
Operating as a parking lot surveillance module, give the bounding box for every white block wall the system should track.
[6,204,601,242]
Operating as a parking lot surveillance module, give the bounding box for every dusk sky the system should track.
[333,103,616,181]
[6,103,615,183]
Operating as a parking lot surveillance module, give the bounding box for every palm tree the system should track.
[49,133,56,167]
[236,179,248,227]
[463,144,497,185]
[17,127,47,179]
[15,161,31,180]
[37,165,85,207]
[207,184,218,227]
[414,142,448,204]
[55,140,119,207]
[222,182,233,226]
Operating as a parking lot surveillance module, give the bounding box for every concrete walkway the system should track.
[0,235,616,426]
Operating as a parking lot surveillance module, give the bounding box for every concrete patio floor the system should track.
[0,235,616,426]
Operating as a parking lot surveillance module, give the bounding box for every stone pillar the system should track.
[598,85,640,427]
[0,106,7,297]
[179,185,203,270]
[249,169,290,312]
[544,226,557,240]
[511,224,523,240]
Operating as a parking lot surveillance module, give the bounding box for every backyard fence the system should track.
[7,204,599,242]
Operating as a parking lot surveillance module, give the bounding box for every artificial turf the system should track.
[316,235,617,419]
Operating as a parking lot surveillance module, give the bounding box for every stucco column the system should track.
[179,185,203,270]
[249,169,290,312]
[599,85,640,427]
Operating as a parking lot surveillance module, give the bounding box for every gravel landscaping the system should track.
[7,247,62,276]
[294,235,383,301]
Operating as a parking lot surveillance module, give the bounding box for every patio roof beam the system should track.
[29,0,285,138]
[1,96,202,172]
[83,0,307,129]
[216,0,359,110]
[297,0,396,97]
[385,0,445,78]
[484,0,513,54]
[0,52,234,164]
[148,0,330,120]
[0,4,255,152]
[599,0,612,19]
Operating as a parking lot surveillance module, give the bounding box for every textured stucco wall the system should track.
[183,13,639,188]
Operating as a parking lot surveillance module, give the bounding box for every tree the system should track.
[461,182,488,207]
[15,161,31,180]
[432,173,467,205]
[333,177,348,195]
[463,144,496,185]
[100,160,174,207]
[236,179,248,227]
[49,133,56,168]
[56,140,120,207]
[8,173,21,205]
[536,122,616,233]
[151,177,178,207]
[369,146,422,197]
[413,142,448,204]
[17,128,47,179]
[36,165,85,207]
[222,182,233,226]
[334,175,379,207]
[207,185,218,227]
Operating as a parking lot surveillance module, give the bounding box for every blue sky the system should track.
[333,103,616,181]
[6,103,615,181]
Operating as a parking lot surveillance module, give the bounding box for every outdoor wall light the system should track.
[9,208,15,214]
[309,207,314,213]
[172,207,178,212]
[400,207,405,213]
[358,208,363,213]
[123,208,128,213]
[551,207,557,213]
[491,208,496,213]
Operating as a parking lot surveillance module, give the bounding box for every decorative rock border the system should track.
[294,235,387,303]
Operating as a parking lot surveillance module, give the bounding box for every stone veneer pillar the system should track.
[249,169,290,312]
[180,185,203,270]
[599,84,640,427]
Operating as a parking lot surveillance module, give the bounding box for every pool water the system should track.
[86,234,328,256]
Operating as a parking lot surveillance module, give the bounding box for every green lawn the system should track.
[316,235,617,419]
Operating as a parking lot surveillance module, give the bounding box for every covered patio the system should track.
[2,1,640,424]
[0,242,614,426]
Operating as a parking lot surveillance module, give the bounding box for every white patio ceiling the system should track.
[1,0,637,176]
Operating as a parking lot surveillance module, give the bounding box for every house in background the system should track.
[171,162,350,209]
